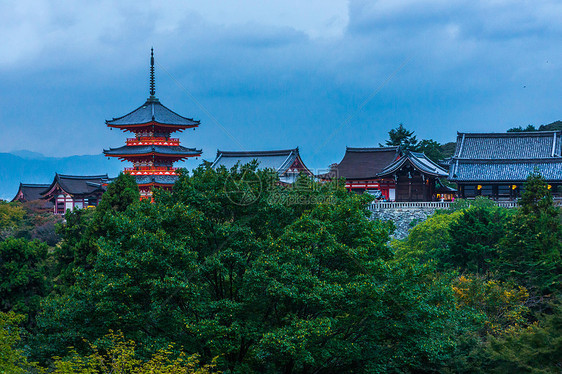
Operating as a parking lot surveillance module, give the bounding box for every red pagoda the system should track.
[104,49,202,199]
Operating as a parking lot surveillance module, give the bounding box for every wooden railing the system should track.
[368,200,562,210]
[126,137,180,146]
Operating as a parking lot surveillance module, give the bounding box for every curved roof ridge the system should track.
[20,183,50,187]
[378,151,448,177]
[217,148,298,157]
[104,144,202,156]
[346,146,400,152]
[56,174,109,179]
[457,130,561,137]
[106,100,200,127]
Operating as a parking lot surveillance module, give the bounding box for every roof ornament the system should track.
[149,48,156,100]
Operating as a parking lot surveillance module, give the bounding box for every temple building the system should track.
[377,151,449,201]
[12,183,51,203]
[104,49,202,199]
[449,131,562,199]
[211,148,313,184]
[320,147,450,201]
[41,174,108,214]
[319,147,400,199]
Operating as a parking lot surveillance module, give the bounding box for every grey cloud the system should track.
[0,0,561,171]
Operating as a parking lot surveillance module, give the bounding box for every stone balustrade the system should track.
[368,199,562,211]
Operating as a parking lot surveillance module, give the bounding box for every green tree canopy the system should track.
[498,171,562,296]
[0,312,38,373]
[0,238,50,328]
[485,300,562,373]
[35,164,480,373]
[380,124,418,150]
[95,172,140,216]
[507,124,538,132]
[447,207,510,274]
[417,139,444,162]
[53,172,140,289]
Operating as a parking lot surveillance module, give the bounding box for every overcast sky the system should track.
[1,0,561,170]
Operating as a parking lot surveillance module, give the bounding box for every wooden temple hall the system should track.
[319,147,451,202]
[449,131,562,199]
[12,174,109,214]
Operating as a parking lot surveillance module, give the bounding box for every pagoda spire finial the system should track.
[149,48,156,99]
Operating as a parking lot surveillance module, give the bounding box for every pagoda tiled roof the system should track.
[106,98,200,128]
[321,147,400,180]
[104,145,202,157]
[11,183,51,202]
[378,151,448,177]
[211,148,311,177]
[449,131,562,182]
[42,174,109,197]
[135,175,178,186]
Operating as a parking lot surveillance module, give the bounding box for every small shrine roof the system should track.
[378,151,449,178]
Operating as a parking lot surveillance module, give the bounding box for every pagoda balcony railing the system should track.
[126,137,180,146]
[124,167,178,176]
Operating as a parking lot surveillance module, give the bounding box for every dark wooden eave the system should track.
[104,145,202,159]
[106,98,200,130]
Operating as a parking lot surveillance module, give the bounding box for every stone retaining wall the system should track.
[369,207,442,239]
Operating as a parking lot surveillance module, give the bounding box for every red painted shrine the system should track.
[104,49,202,199]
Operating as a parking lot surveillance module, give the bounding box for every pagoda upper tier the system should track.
[105,97,200,134]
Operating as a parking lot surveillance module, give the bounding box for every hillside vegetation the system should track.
[0,166,560,373]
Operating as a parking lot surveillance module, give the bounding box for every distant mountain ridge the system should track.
[0,152,124,200]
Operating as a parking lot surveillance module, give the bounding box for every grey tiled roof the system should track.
[11,183,51,202]
[106,98,200,128]
[42,174,108,197]
[378,151,448,177]
[450,159,562,182]
[454,131,562,159]
[211,148,311,177]
[135,175,178,185]
[450,131,562,182]
[104,145,201,157]
[321,147,400,180]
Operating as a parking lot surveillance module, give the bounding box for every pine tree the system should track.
[380,124,418,150]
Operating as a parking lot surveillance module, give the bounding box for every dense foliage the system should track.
[380,124,456,162]
[380,123,419,150]
[0,168,560,372]
[507,120,562,132]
